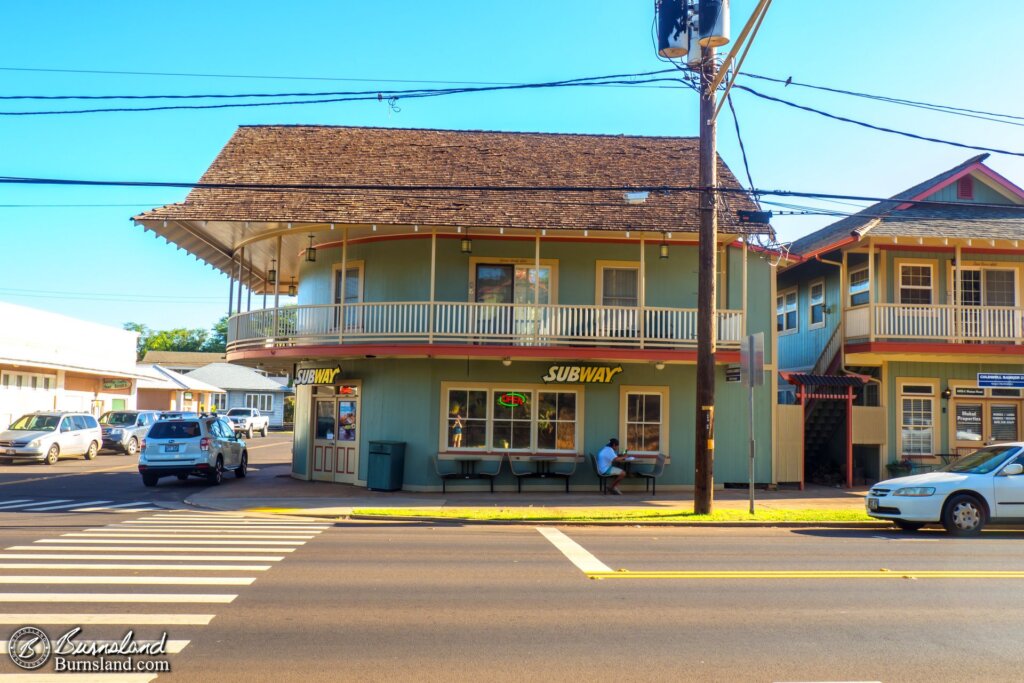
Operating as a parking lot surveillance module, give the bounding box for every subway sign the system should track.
[542,365,623,384]
[295,366,342,386]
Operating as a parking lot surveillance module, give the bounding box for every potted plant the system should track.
[886,459,913,478]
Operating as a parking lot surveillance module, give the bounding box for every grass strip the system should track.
[351,508,874,522]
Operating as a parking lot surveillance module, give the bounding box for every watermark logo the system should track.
[8,626,51,670]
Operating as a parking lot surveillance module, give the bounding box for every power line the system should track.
[0,285,222,301]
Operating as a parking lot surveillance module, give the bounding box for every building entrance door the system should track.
[952,400,1021,452]
[312,399,336,482]
[334,397,360,484]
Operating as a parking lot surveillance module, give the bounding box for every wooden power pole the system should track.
[693,42,718,515]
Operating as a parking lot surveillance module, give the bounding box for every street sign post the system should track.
[741,333,764,513]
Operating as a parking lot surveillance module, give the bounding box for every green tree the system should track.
[124,319,224,360]
[202,315,228,353]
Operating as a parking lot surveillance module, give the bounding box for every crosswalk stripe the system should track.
[0,499,70,510]
[78,528,322,535]
[108,508,163,513]
[21,500,112,511]
[0,592,237,603]
[0,553,284,561]
[0,639,190,654]
[0,613,215,625]
[36,539,306,546]
[63,532,317,540]
[73,501,161,510]
[0,499,32,507]
[0,563,271,571]
[120,522,329,529]
[9,545,295,553]
[0,576,255,585]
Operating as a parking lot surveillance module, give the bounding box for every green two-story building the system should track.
[135,125,778,492]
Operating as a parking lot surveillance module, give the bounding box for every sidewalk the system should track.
[186,464,873,522]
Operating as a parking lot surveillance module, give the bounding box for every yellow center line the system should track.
[588,569,1024,580]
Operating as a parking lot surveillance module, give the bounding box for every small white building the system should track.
[185,363,292,427]
[135,364,224,414]
[0,301,141,429]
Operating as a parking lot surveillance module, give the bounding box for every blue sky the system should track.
[1,1,1023,330]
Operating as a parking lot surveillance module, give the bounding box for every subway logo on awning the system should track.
[542,365,623,384]
[295,366,342,385]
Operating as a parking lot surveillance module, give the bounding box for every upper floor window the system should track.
[957,176,974,200]
[808,279,825,328]
[599,266,639,307]
[898,264,933,305]
[776,288,798,334]
[849,268,870,307]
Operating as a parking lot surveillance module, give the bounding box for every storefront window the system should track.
[955,404,983,442]
[493,390,533,450]
[626,392,662,453]
[315,401,335,440]
[900,384,934,455]
[537,392,577,451]
[447,389,487,449]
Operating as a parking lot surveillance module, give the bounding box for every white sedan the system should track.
[867,444,1024,535]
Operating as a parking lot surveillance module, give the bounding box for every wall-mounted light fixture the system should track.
[288,277,297,297]
[941,387,952,400]
[268,259,277,286]
[501,357,512,367]
[655,361,666,371]
[461,230,473,254]
[306,234,317,262]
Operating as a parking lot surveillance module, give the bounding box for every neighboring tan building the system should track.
[135,363,224,413]
[0,301,141,429]
[185,363,292,427]
[141,351,226,375]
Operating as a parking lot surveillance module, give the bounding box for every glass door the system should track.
[989,404,1019,444]
[312,399,336,482]
[475,264,514,338]
[334,398,359,484]
[334,265,363,333]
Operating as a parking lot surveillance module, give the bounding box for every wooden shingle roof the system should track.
[135,125,764,234]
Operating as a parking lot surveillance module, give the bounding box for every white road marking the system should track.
[0,563,271,571]
[73,530,320,537]
[536,527,613,574]
[9,545,295,553]
[120,522,329,529]
[71,502,162,511]
[0,639,190,654]
[0,499,32,506]
[21,500,112,511]
[0,592,237,603]
[0,576,255,585]
[0,613,214,625]
[0,553,284,561]
[35,539,305,545]
[0,499,70,510]
[79,501,160,510]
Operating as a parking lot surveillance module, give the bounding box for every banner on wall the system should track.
[541,365,622,384]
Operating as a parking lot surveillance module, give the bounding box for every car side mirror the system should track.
[1001,463,1024,476]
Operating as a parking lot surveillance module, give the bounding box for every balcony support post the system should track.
[639,234,646,349]
[429,227,436,344]
[954,243,962,343]
[227,252,235,317]
[340,226,348,343]
[272,235,282,341]
[247,249,253,312]
[236,245,244,316]
[534,230,542,344]
[868,239,875,342]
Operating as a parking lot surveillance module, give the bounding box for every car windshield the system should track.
[227,409,249,416]
[940,445,1021,474]
[8,415,59,431]
[100,412,136,426]
[148,421,202,439]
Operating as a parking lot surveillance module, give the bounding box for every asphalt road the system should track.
[1,434,1023,682]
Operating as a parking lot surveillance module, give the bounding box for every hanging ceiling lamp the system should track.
[461,229,472,254]
[288,277,297,297]
[306,234,317,262]
[268,259,277,286]
[660,234,670,260]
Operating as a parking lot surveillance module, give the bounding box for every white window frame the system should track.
[898,379,937,457]
[595,261,639,307]
[245,393,273,412]
[210,393,227,411]
[896,261,935,306]
[808,279,826,329]
[439,382,582,454]
[849,267,870,308]
[469,257,559,305]
[1,371,57,392]
[331,260,365,305]
[777,287,798,335]
[950,264,1019,307]
[620,385,669,456]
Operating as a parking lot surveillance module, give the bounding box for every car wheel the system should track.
[942,494,987,535]
[176,474,189,481]
[84,441,98,460]
[260,426,268,437]
[235,452,247,478]
[894,520,925,532]
[246,427,254,439]
[142,473,159,487]
[207,457,224,486]
[126,438,139,457]
[44,444,59,465]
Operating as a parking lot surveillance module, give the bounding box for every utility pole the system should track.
[693,39,718,515]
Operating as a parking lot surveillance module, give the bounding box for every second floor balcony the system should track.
[227,301,745,353]
[845,302,1024,344]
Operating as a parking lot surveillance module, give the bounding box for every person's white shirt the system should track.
[596,444,618,475]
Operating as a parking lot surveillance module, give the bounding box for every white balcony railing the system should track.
[228,302,745,352]
[843,303,1024,343]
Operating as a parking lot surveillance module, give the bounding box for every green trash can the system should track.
[367,441,406,491]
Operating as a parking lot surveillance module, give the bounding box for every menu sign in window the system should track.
[955,404,983,442]
[991,405,1018,442]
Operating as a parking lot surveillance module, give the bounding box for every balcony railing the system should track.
[227,302,745,353]
[844,303,1024,343]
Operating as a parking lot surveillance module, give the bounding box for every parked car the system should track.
[98,410,160,456]
[867,443,1024,535]
[0,412,102,465]
[158,411,199,420]
[225,407,269,438]
[138,416,247,487]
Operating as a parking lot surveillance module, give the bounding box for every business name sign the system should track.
[102,379,131,390]
[542,365,623,384]
[978,373,1024,389]
[295,366,342,386]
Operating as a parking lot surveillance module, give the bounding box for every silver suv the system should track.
[99,410,160,456]
[138,416,247,487]
[0,412,102,465]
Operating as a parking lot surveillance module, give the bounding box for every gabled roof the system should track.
[134,125,764,236]
[788,154,1024,257]
[135,364,224,393]
[186,363,293,393]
